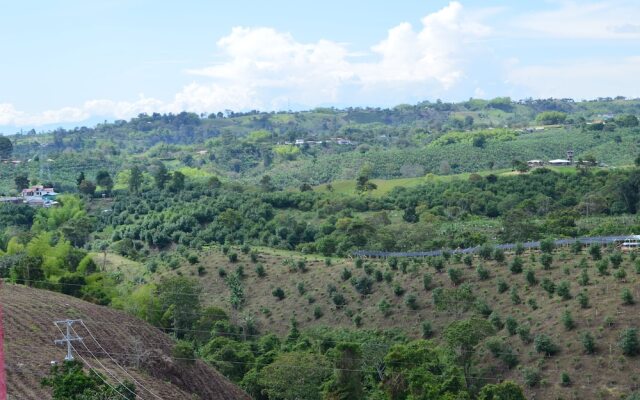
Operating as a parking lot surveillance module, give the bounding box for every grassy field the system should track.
[162,243,640,399]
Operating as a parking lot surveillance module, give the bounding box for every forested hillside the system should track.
[3,97,640,399]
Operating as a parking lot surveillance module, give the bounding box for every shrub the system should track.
[539,238,554,253]
[562,310,575,330]
[517,325,532,343]
[527,298,538,310]
[388,257,398,270]
[463,254,473,267]
[235,265,245,279]
[422,273,433,290]
[489,312,504,330]
[560,372,571,387]
[540,253,553,270]
[622,288,635,305]
[341,268,352,281]
[218,267,227,278]
[432,257,445,273]
[596,259,609,276]
[509,257,523,274]
[479,244,494,260]
[578,269,590,286]
[556,280,571,300]
[515,242,525,255]
[393,284,406,297]
[541,278,555,296]
[571,240,582,254]
[505,316,518,336]
[325,258,332,267]
[405,293,418,310]
[197,265,206,276]
[353,275,374,296]
[172,340,195,363]
[255,264,266,277]
[241,244,251,254]
[297,282,306,295]
[589,244,602,260]
[497,279,509,294]
[296,260,307,272]
[228,252,238,263]
[620,328,640,356]
[475,299,493,317]
[510,287,521,305]
[522,367,541,387]
[534,334,559,356]
[352,314,362,327]
[421,321,433,338]
[313,306,323,319]
[577,290,590,308]
[222,245,230,255]
[613,267,626,283]
[610,252,623,268]
[332,293,347,308]
[374,269,383,282]
[581,331,596,354]
[448,268,463,285]
[493,248,505,263]
[476,265,490,280]
[355,258,364,268]
[272,287,285,300]
[378,298,391,316]
[187,254,199,265]
[250,251,259,263]
[383,270,393,283]
[525,268,537,285]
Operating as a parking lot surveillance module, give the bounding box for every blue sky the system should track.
[1,0,639,131]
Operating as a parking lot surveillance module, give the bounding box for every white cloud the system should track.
[512,1,640,39]
[506,56,640,99]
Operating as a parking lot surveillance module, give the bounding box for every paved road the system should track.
[353,235,639,258]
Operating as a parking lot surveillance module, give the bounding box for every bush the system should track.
[352,314,362,327]
[620,328,640,356]
[332,292,347,308]
[228,252,238,263]
[241,244,251,254]
[497,279,509,294]
[172,340,195,364]
[255,264,266,277]
[475,299,493,317]
[509,257,523,274]
[421,321,433,338]
[388,257,398,270]
[517,325,532,343]
[616,268,628,281]
[493,248,505,263]
[541,278,555,296]
[540,238,555,253]
[510,287,521,305]
[610,251,623,268]
[578,269,590,286]
[378,298,391,316]
[479,244,494,260]
[405,293,418,310]
[422,273,433,290]
[355,258,364,268]
[197,265,206,276]
[313,306,323,319]
[218,267,227,277]
[432,257,445,273]
[515,242,525,255]
[560,372,571,387]
[476,265,490,280]
[383,270,393,283]
[571,240,582,254]
[556,280,571,300]
[489,312,504,330]
[297,282,306,295]
[597,259,609,275]
[272,287,285,300]
[341,268,352,281]
[448,268,463,285]
[374,269,383,282]
[250,251,259,263]
[540,253,553,270]
[581,331,596,354]
[534,334,559,356]
[589,244,602,260]
[463,254,473,267]
[622,288,635,305]
[505,316,518,336]
[577,290,590,308]
[522,367,541,387]
[393,284,405,297]
[353,275,373,296]
[562,310,575,330]
[525,268,537,285]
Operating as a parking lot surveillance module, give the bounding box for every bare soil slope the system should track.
[1,283,250,400]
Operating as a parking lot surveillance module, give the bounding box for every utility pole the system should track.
[54,320,83,361]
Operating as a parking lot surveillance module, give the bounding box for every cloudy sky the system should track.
[1,0,639,131]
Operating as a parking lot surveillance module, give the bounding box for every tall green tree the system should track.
[14,174,29,190]
[444,317,495,389]
[323,343,363,400]
[151,162,169,189]
[95,170,114,192]
[0,136,13,159]
[128,166,143,193]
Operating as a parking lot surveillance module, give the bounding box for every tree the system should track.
[169,171,185,192]
[128,166,143,193]
[260,175,275,192]
[0,136,13,159]
[258,352,331,400]
[443,317,494,389]
[15,174,29,190]
[620,328,640,356]
[41,360,136,400]
[151,162,170,189]
[95,170,114,192]
[76,172,85,187]
[478,381,526,400]
[78,180,96,196]
[157,276,201,338]
[323,343,363,400]
[355,175,377,193]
